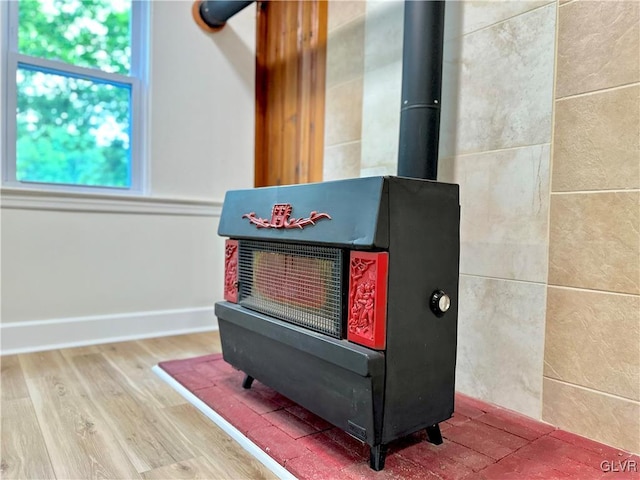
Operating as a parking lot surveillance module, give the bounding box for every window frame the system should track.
[1,0,150,195]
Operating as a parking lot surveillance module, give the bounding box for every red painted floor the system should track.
[159,354,639,479]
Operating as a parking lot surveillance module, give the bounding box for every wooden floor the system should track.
[1,332,278,480]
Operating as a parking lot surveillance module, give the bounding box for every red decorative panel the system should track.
[224,239,239,303]
[347,251,388,350]
[242,203,331,229]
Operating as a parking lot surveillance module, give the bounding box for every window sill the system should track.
[0,187,222,217]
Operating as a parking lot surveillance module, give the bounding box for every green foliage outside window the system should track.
[16,0,134,188]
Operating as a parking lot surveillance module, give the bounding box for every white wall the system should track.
[0,2,256,353]
[149,1,256,199]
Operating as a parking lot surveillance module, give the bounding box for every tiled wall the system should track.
[447,1,556,420]
[323,2,365,180]
[324,1,557,420]
[359,1,403,177]
[323,1,404,179]
[542,0,640,453]
[323,0,639,453]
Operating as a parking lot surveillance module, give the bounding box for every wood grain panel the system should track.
[255,0,270,187]
[136,332,220,361]
[1,355,30,401]
[1,398,55,479]
[19,350,76,381]
[59,345,101,359]
[70,353,196,472]
[309,0,328,183]
[99,341,186,408]
[282,1,300,185]
[255,0,328,187]
[161,404,278,480]
[19,350,141,479]
[142,456,228,480]
[2,333,272,479]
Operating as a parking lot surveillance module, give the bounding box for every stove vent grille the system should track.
[238,240,344,338]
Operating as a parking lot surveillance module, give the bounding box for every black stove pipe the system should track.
[194,0,255,31]
[397,1,446,181]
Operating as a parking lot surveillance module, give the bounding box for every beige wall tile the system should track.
[553,85,640,192]
[457,275,547,418]
[556,1,640,98]
[328,1,366,32]
[543,377,640,453]
[438,157,456,184]
[461,1,553,36]
[326,18,365,89]
[548,192,640,295]
[361,165,395,177]
[444,1,464,41]
[545,287,640,401]
[455,144,551,282]
[455,4,556,154]
[363,1,404,73]
[360,61,402,171]
[439,36,463,160]
[323,142,361,181]
[324,78,363,146]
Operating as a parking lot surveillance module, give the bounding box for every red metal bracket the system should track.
[224,239,239,303]
[347,251,388,350]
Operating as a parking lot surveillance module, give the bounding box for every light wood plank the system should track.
[70,353,197,472]
[19,350,78,381]
[141,456,231,480]
[162,404,278,480]
[1,398,55,479]
[171,331,221,353]
[98,341,186,408]
[19,350,142,479]
[3,334,276,480]
[1,355,30,401]
[137,332,220,362]
[59,344,101,359]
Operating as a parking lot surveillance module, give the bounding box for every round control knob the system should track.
[430,290,451,317]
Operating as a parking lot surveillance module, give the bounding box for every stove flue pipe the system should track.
[397,1,446,181]
[192,0,254,33]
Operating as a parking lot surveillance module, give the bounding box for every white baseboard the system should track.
[0,307,218,355]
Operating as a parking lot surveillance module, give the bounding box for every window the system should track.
[3,0,148,192]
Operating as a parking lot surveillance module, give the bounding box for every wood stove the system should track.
[216,175,460,470]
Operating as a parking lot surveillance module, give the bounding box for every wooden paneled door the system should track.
[254,0,328,187]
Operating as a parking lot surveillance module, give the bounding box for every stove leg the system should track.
[242,374,254,389]
[369,444,387,471]
[426,424,443,445]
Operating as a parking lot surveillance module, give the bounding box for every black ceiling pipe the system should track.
[397,0,446,181]
[196,0,255,30]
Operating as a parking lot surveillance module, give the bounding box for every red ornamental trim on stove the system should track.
[242,203,331,229]
[224,239,239,303]
[347,251,388,350]
[349,259,376,339]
